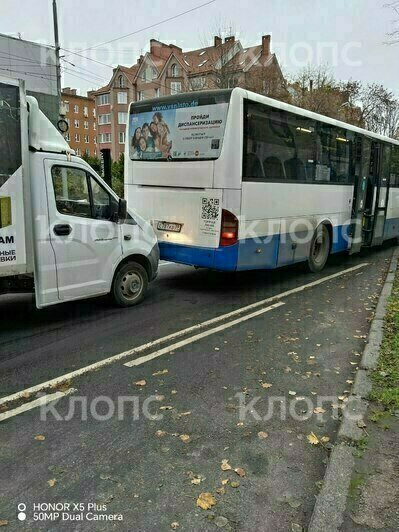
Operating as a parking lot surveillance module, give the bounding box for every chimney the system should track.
[262,34,271,56]
[225,36,235,43]
[214,35,222,47]
[137,54,144,64]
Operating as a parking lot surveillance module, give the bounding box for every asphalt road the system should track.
[0,244,395,531]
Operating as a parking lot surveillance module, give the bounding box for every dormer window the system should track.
[171,64,178,77]
[118,75,125,88]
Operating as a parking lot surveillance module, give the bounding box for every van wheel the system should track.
[112,261,148,307]
[307,225,330,273]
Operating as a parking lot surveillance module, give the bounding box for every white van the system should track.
[0,78,158,308]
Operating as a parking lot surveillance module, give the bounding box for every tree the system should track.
[81,152,101,173]
[289,65,347,117]
[112,153,124,198]
[385,1,399,43]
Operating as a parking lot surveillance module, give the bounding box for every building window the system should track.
[84,121,89,129]
[118,112,127,124]
[74,104,79,113]
[93,108,96,117]
[84,135,89,143]
[75,148,81,156]
[93,123,96,130]
[119,132,126,144]
[138,91,144,101]
[155,88,160,98]
[64,101,70,112]
[170,82,181,95]
[83,106,88,117]
[98,114,111,125]
[171,64,178,77]
[190,77,206,90]
[74,133,80,142]
[99,133,111,143]
[94,136,97,144]
[65,133,70,142]
[74,119,79,128]
[118,75,125,88]
[97,94,110,106]
[85,148,90,156]
[117,91,127,104]
[65,117,70,126]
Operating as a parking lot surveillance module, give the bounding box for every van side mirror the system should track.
[118,198,127,222]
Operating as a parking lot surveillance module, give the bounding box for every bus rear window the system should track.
[129,91,231,162]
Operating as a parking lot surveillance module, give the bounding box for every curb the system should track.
[308,247,399,532]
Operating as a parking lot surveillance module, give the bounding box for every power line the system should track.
[63,0,217,55]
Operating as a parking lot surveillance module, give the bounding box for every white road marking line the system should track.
[0,388,76,422]
[124,302,285,367]
[0,262,368,407]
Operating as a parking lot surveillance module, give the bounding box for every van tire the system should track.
[306,224,330,273]
[111,261,148,307]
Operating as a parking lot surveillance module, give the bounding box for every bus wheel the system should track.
[112,261,148,307]
[307,225,330,273]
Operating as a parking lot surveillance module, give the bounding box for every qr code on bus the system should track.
[201,197,220,220]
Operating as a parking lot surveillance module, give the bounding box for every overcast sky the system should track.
[1,0,398,95]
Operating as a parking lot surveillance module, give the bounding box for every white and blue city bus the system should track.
[125,88,399,272]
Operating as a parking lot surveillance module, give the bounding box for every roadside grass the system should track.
[369,270,399,411]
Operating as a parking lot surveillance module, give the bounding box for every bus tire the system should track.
[306,224,330,273]
[111,261,148,307]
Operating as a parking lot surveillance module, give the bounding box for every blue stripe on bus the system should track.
[158,224,351,271]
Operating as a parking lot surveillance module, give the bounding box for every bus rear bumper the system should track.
[159,242,239,271]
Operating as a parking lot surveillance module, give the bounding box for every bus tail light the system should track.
[220,209,239,247]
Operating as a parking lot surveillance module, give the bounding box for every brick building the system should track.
[91,34,284,159]
[61,88,97,157]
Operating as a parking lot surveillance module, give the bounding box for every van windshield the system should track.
[129,90,231,162]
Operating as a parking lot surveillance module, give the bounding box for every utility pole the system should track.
[52,0,62,112]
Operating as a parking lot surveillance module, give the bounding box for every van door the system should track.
[45,160,122,301]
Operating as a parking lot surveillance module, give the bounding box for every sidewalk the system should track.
[310,249,399,532]
[341,263,399,531]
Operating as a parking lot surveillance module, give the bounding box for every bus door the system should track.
[370,144,390,247]
[350,138,371,254]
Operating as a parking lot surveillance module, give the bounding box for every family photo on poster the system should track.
[129,103,229,161]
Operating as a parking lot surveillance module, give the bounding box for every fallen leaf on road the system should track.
[307,432,320,445]
[313,407,326,414]
[230,481,240,488]
[258,431,269,439]
[155,395,165,401]
[261,382,273,389]
[171,390,177,394]
[155,430,166,438]
[288,391,297,396]
[221,459,232,471]
[320,436,330,443]
[221,479,229,485]
[153,369,168,376]
[234,467,246,477]
[47,479,56,487]
[178,411,191,417]
[216,487,225,495]
[196,492,216,510]
[170,523,179,530]
[159,406,173,410]
[0,520,8,527]
[179,434,190,443]
[191,478,201,485]
[134,380,146,387]
[34,435,46,441]
[357,420,367,429]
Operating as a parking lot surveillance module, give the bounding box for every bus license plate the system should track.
[156,221,183,233]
